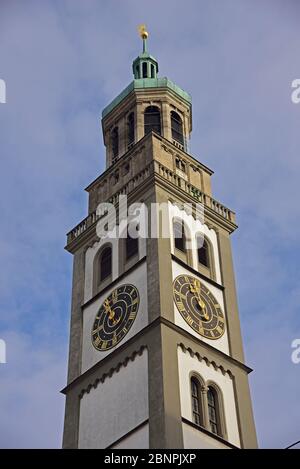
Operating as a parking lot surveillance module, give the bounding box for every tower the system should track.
[62,27,257,449]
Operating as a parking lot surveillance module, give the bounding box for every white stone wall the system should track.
[111,423,149,449]
[182,423,231,449]
[81,262,148,373]
[78,348,149,449]
[177,347,240,448]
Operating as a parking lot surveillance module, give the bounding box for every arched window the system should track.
[111,127,119,160]
[196,235,215,279]
[191,377,202,426]
[144,106,161,136]
[207,387,221,436]
[198,239,209,267]
[142,62,148,78]
[100,246,112,281]
[173,220,186,252]
[93,244,113,295]
[127,112,135,148]
[126,229,139,260]
[171,111,184,145]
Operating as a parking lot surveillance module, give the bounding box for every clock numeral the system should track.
[123,326,128,334]
[129,312,136,320]
[101,340,108,349]
[186,316,193,326]
[112,291,117,303]
[93,336,101,347]
[177,301,185,312]
[112,332,117,346]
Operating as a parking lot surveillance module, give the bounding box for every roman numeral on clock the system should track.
[177,301,185,312]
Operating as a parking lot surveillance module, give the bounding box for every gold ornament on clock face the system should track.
[91,284,139,351]
[173,274,225,340]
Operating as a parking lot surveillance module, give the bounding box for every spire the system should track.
[132,25,159,80]
[139,24,148,53]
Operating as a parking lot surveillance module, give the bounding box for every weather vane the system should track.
[138,24,148,53]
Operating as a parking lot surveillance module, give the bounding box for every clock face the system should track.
[91,284,140,351]
[173,274,225,340]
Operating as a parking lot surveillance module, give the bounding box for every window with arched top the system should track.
[142,62,148,78]
[198,239,209,267]
[100,246,112,281]
[126,224,139,261]
[173,219,192,266]
[173,220,186,252]
[144,106,161,136]
[93,244,113,295]
[119,226,140,275]
[127,112,135,148]
[191,377,203,427]
[126,233,139,260]
[207,386,221,436]
[196,235,216,280]
[111,127,119,160]
[171,111,184,145]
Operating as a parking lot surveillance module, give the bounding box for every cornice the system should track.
[178,342,234,379]
[78,345,147,399]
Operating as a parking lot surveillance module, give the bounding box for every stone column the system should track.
[162,102,171,142]
[201,384,210,429]
[136,102,144,142]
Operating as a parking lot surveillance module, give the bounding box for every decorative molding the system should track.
[178,342,234,379]
[79,345,147,399]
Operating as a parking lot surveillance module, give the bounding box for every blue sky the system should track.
[0,0,300,448]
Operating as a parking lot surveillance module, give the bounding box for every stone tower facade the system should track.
[62,31,257,449]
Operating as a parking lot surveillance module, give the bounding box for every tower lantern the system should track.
[132,25,159,79]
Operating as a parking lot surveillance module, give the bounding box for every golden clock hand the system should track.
[189,280,209,321]
[104,299,115,321]
[103,299,121,325]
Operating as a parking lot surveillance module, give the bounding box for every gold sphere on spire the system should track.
[138,24,149,40]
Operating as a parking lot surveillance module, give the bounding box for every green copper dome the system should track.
[132,36,159,79]
[101,32,192,119]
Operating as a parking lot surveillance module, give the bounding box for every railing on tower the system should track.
[67,157,236,246]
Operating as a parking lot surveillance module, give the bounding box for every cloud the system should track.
[0,331,66,448]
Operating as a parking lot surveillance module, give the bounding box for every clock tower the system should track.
[62,28,257,449]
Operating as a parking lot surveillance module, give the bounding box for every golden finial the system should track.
[138,24,149,40]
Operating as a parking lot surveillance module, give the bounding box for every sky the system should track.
[0,0,299,449]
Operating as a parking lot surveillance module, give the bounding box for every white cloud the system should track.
[0,331,66,448]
